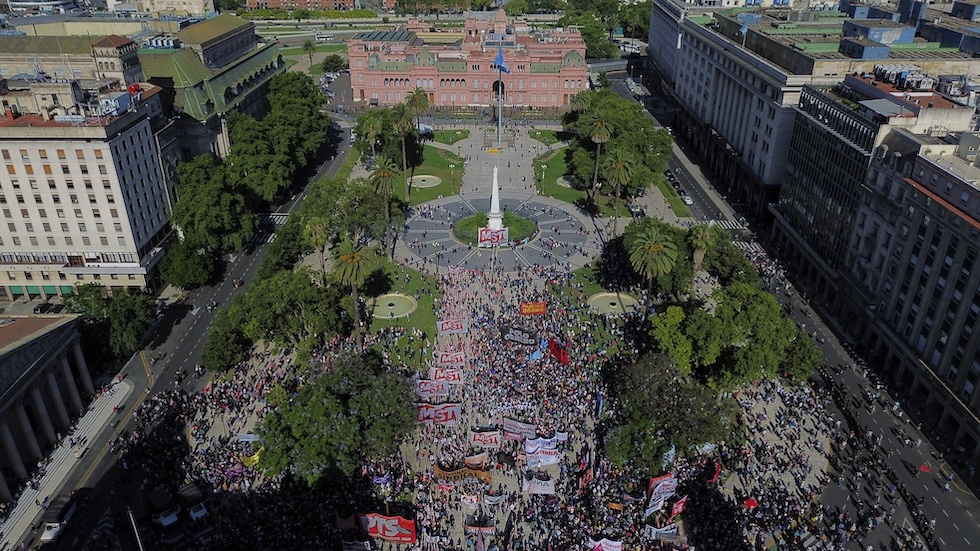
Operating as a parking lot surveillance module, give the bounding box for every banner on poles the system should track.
[462,495,480,510]
[587,538,623,551]
[484,493,507,506]
[503,417,537,440]
[428,368,463,384]
[470,430,502,450]
[359,514,417,543]
[555,431,569,442]
[416,403,461,425]
[670,495,688,519]
[433,465,493,484]
[644,473,678,517]
[464,525,497,535]
[478,227,508,247]
[500,325,538,345]
[438,319,468,335]
[416,380,450,398]
[526,447,561,468]
[525,436,558,453]
[644,523,679,540]
[522,477,556,495]
[435,350,466,366]
[519,301,547,315]
[464,452,489,470]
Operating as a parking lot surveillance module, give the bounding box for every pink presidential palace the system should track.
[347,9,588,109]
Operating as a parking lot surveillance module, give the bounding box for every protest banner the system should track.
[464,452,488,470]
[644,473,678,517]
[587,538,623,551]
[522,477,556,495]
[555,431,569,442]
[416,380,450,398]
[464,525,497,535]
[519,301,547,315]
[462,495,479,510]
[548,338,569,366]
[359,514,417,543]
[438,319,468,335]
[503,417,537,440]
[526,447,561,468]
[670,495,688,519]
[416,403,461,425]
[525,436,558,453]
[433,465,493,484]
[435,349,466,366]
[644,523,679,540]
[478,227,508,247]
[500,325,538,345]
[484,493,507,506]
[470,430,502,450]
[428,368,463,383]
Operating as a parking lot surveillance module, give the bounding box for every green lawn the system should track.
[279,44,348,56]
[532,148,632,217]
[570,264,608,296]
[529,129,559,146]
[366,257,440,372]
[452,211,536,246]
[397,145,465,205]
[656,179,692,218]
[433,129,470,145]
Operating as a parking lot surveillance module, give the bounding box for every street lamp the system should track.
[540,164,547,195]
[449,164,456,195]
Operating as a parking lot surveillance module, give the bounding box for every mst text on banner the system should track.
[438,319,468,335]
[428,368,463,383]
[470,430,502,450]
[416,380,450,398]
[478,227,508,247]
[359,513,417,543]
[416,403,461,425]
[435,349,466,366]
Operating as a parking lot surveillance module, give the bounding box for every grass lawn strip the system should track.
[396,145,465,205]
[452,212,536,246]
[433,129,470,145]
[529,129,559,145]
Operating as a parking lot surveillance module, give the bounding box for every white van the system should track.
[316,34,334,43]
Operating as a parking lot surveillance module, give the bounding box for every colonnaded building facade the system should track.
[0,315,95,500]
[347,9,588,109]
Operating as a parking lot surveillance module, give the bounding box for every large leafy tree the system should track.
[225,112,292,203]
[603,147,636,233]
[256,351,415,485]
[159,240,214,289]
[605,353,741,473]
[302,177,387,244]
[201,297,252,372]
[172,155,258,252]
[105,289,155,356]
[256,214,312,280]
[558,10,617,58]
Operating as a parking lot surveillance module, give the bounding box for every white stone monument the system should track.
[488,165,503,231]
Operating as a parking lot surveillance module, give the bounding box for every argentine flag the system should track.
[494,43,511,74]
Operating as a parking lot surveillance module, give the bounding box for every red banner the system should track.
[671,496,688,518]
[416,403,461,425]
[519,301,547,315]
[478,227,508,247]
[547,338,569,366]
[359,513,417,543]
[438,319,468,335]
[428,368,463,383]
[436,350,466,366]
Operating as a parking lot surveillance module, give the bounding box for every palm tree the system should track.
[582,114,611,201]
[405,86,429,132]
[332,238,373,346]
[371,154,400,258]
[390,104,415,202]
[568,90,592,114]
[304,215,330,279]
[361,111,383,157]
[629,225,678,305]
[688,223,713,275]
[302,39,316,72]
[603,147,636,234]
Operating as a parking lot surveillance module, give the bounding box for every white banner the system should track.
[417,380,450,398]
[478,227,508,247]
[484,493,507,506]
[555,431,569,442]
[644,523,679,540]
[644,475,678,517]
[470,430,502,450]
[503,417,537,440]
[522,477,556,495]
[416,403,461,425]
[525,436,558,453]
[526,447,561,468]
[435,349,466,366]
[587,538,623,551]
[438,319,468,335]
[428,368,463,384]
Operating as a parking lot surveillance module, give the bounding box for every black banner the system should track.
[501,325,537,345]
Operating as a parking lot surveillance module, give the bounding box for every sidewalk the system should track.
[0,378,135,550]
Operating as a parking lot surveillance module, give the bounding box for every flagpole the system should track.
[497,65,503,148]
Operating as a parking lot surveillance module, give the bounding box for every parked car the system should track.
[33,302,52,314]
[682,195,694,205]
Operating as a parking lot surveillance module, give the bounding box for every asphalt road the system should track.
[39,121,353,551]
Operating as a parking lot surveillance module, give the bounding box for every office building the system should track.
[245,0,355,10]
[347,9,588,109]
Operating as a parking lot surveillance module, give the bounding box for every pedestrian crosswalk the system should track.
[259,212,290,227]
[249,231,277,246]
[709,219,747,231]
[733,240,765,254]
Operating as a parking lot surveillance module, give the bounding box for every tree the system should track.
[105,289,155,356]
[304,215,330,278]
[504,0,528,15]
[359,110,384,157]
[371,154,401,259]
[256,351,415,485]
[390,103,415,201]
[201,298,252,372]
[292,8,312,21]
[302,39,316,70]
[256,214,313,280]
[649,306,693,374]
[159,240,214,289]
[628,224,678,302]
[688,223,713,275]
[568,90,593,114]
[172,155,258,252]
[302,177,388,244]
[405,86,429,133]
[321,54,348,74]
[558,11,617,58]
[781,331,822,382]
[65,283,108,320]
[582,114,611,201]
[603,147,636,234]
[331,239,374,343]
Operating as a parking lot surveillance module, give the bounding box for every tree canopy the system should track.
[159,240,215,289]
[172,155,258,252]
[256,351,416,485]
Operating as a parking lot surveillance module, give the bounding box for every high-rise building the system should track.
[0,79,177,301]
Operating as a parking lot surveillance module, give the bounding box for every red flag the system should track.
[547,338,569,366]
[744,497,759,509]
[670,495,688,518]
[708,461,721,484]
[918,463,932,474]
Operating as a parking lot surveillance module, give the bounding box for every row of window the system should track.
[2,271,138,282]
[365,76,581,91]
[5,163,109,177]
[1,148,104,162]
[1,234,128,248]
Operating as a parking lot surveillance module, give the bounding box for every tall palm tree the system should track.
[302,39,316,72]
[629,225,678,306]
[582,115,611,201]
[371,154,400,259]
[688,223,713,275]
[568,90,592,114]
[390,104,415,202]
[361,111,383,157]
[603,147,636,234]
[405,86,429,132]
[304,215,330,279]
[332,238,373,346]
